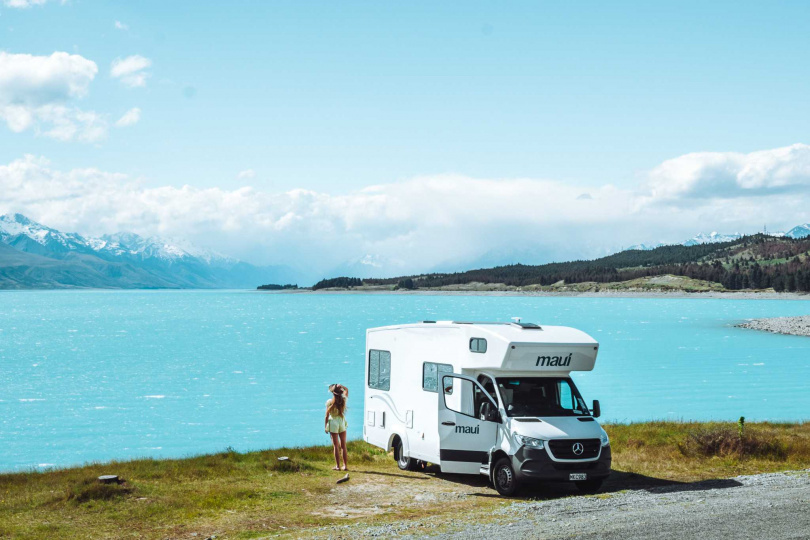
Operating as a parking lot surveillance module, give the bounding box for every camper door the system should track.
[438,374,499,474]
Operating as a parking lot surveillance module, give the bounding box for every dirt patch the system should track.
[317,467,490,520]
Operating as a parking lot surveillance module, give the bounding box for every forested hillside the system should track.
[362,235,810,292]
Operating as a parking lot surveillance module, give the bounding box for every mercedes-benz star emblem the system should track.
[572,442,584,455]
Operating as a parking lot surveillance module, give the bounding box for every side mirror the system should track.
[592,400,601,418]
[480,402,501,423]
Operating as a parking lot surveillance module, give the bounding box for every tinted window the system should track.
[368,349,391,390]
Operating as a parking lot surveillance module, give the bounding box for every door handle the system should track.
[441,421,456,426]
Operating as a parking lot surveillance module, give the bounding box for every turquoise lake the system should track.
[1,290,809,472]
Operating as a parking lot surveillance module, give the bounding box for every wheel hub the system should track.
[497,466,512,488]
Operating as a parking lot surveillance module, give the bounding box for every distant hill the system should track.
[359,234,810,292]
[0,213,296,289]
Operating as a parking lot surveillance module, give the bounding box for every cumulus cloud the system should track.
[646,143,810,201]
[115,107,141,127]
[0,52,106,142]
[110,55,152,88]
[237,169,256,180]
[114,21,128,31]
[2,144,809,281]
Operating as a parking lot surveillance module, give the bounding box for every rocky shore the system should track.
[737,315,810,337]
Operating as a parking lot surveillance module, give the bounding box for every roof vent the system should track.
[511,322,542,330]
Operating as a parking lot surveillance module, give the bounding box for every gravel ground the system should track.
[309,470,810,539]
[738,315,810,337]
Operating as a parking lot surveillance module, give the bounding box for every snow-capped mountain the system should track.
[627,243,665,251]
[626,223,808,251]
[682,232,742,246]
[95,232,235,265]
[0,213,295,289]
[0,213,233,264]
[0,213,96,257]
[786,224,810,239]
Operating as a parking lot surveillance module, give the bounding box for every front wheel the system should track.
[492,457,521,496]
[394,439,417,471]
[575,478,604,494]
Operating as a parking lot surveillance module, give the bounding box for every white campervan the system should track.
[363,320,610,495]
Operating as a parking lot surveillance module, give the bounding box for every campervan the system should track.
[362,320,610,495]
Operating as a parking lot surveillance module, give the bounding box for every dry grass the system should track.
[1,422,808,539]
[605,421,810,481]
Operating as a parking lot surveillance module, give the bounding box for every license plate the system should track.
[569,473,587,481]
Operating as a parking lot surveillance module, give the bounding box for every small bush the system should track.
[65,479,132,503]
[680,427,788,460]
[270,459,313,473]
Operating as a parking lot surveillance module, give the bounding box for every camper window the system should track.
[469,338,487,353]
[368,349,391,391]
[422,362,453,392]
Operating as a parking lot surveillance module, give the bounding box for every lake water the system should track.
[1,290,809,472]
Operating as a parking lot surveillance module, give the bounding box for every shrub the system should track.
[680,427,788,460]
[65,478,132,503]
[270,459,313,473]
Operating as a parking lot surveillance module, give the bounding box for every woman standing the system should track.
[325,384,349,471]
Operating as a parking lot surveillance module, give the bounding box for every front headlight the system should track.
[515,434,545,449]
[600,430,610,447]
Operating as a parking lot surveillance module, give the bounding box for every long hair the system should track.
[328,387,346,417]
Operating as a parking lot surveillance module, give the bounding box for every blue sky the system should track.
[1,1,809,278]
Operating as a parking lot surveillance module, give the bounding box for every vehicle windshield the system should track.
[495,377,590,417]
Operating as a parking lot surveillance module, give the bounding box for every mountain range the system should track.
[628,224,810,250]
[0,213,295,289]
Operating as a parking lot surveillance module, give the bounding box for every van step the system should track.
[479,464,490,476]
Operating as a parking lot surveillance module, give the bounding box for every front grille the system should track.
[548,439,600,460]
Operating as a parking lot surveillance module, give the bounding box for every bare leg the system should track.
[339,431,348,470]
[330,432,342,470]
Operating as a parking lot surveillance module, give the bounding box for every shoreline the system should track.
[270,288,810,300]
[737,315,810,337]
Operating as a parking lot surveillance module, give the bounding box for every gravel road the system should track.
[425,470,810,540]
[738,315,810,337]
[313,470,810,539]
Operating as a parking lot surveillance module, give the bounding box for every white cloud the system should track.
[114,21,129,31]
[2,144,809,281]
[237,169,256,180]
[110,55,152,88]
[646,143,810,201]
[0,51,106,142]
[115,107,141,127]
[2,0,57,8]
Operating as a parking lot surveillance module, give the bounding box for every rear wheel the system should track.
[575,479,604,493]
[394,438,417,471]
[492,457,520,496]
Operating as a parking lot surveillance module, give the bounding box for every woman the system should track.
[324,383,349,471]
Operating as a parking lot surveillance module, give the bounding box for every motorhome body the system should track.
[363,320,610,495]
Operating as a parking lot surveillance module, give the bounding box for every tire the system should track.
[492,457,520,496]
[394,438,417,471]
[575,479,604,494]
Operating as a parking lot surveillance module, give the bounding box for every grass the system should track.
[1,421,808,539]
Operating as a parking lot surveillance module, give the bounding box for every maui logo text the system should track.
[536,353,573,367]
[455,425,480,434]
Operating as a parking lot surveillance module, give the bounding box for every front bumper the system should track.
[511,445,612,483]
